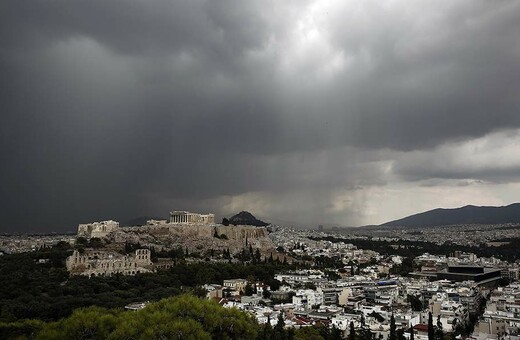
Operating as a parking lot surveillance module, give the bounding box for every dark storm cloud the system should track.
[1,0,520,231]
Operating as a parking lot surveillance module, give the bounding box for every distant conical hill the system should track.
[381,203,520,227]
[228,211,268,227]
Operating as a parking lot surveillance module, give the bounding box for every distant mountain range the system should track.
[228,211,268,227]
[381,203,520,227]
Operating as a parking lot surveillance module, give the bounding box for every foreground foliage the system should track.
[1,295,345,340]
[2,295,258,339]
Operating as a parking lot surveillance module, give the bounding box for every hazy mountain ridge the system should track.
[381,203,520,227]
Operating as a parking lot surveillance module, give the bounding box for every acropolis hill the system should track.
[77,211,275,255]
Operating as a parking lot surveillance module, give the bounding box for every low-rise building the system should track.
[223,279,248,293]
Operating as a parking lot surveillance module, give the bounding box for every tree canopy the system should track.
[14,295,259,340]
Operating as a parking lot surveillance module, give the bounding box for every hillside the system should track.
[228,211,268,227]
[381,203,520,227]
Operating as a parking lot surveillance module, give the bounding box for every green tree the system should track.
[407,294,423,311]
[89,238,104,249]
[36,306,119,340]
[435,315,443,340]
[428,312,434,340]
[330,325,343,340]
[293,326,324,340]
[389,314,396,340]
[349,321,356,340]
[397,328,406,340]
[0,319,44,339]
[274,312,285,340]
[255,248,262,262]
[33,295,259,340]
[261,317,274,340]
[76,237,88,246]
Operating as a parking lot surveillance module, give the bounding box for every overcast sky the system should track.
[1,1,520,233]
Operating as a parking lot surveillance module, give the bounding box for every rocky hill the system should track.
[228,211,268,227]
[108,223,274,254]
[381,203,520,228]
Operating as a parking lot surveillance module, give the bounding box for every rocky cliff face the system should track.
[108,223,274,253]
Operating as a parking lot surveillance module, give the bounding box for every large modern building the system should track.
[169,211,215,224]
[436,265,502,287]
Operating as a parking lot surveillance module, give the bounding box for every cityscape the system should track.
[2,209,520,339]
[2,1,520,339]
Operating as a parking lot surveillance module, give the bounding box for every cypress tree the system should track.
[349,321,356,340]
[274,312,285,340]
[428,312,434,340]
[435,315,444,340]
[389,313,396,340]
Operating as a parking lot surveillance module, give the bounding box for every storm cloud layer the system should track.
[1,1,520,232]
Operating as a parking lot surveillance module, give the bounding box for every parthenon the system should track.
[169,211,215,224]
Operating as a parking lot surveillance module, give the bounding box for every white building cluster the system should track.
[475,284,520,339]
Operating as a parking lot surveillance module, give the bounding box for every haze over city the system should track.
[2,1,520,233]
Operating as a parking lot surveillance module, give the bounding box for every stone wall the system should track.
[66,248,153,277]
[119,223,268,241]
[77,220,120,239]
